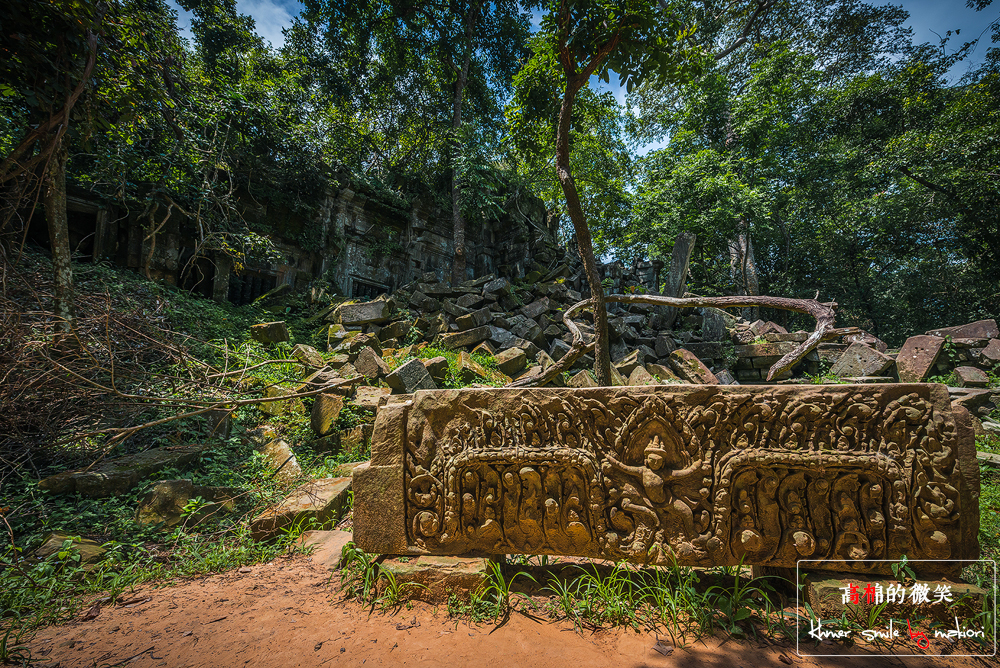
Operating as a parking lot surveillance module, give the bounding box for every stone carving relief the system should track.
[356,385,977,572]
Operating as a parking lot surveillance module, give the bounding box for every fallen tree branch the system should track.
[40,349,356,408]
[508,293,838,387]
[507,298,596,388]
[51,375,364,451]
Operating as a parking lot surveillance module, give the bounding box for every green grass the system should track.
[383,344,513,386]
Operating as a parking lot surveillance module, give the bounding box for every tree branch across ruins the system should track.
[509,293,856,388]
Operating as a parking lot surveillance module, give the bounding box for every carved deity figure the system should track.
[606,432,707,557]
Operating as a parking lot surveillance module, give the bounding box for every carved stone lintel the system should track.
[352,385,979,575]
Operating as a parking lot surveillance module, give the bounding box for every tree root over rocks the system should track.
[509,294,857,388]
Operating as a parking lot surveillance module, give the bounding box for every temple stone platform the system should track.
[353,385,979,575]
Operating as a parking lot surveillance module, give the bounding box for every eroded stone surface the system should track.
[980,339,1000,366]
[927,319,999,340]
[380,555,489,603]
[494,347,526,377]
[829,343,893,378]
[353,385,979,574]
[258,438,302,483]
[896,336,945,383]
[954,366,989,388]
[386,358,437,394]
[336,300,392,326]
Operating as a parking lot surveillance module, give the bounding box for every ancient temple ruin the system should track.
[52,177,551,304]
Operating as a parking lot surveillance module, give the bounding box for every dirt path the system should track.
[26,556,990,668]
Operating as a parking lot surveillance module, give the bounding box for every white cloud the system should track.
[237,0,301,48]
[166,0,301,49]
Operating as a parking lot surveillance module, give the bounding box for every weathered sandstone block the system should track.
[250,321,289,344]
[353,385,978,574]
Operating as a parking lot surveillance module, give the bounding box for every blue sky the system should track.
[169,0,999,68]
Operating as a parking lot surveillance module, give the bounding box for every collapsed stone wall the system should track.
[317,182,550,299]
[55,179,552,305]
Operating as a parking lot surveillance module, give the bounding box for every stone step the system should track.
[297,529,354,570]
[380,555,490,604]
[251,476,353,540]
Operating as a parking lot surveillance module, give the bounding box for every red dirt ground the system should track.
[26,555,994,668]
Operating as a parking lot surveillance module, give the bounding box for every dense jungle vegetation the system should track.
[1,0,998,344]
[0,0,999,659]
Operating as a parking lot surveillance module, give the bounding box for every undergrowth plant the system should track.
[472,559,536,622]
[339,542,381,603]
[533,559,792,643]
[377,570,425,612]
[339,543,427,611]
[383,345,510,387]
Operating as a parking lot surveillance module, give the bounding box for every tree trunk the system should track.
[450,67,469,285]
[44,138,74,334]
[729,218,759,321]
[449,7,477,287]
[556,74,611,386]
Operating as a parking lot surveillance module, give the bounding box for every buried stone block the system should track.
[34,532,106,566]
[136,479,239,527]
[39,444,210,498]
[251,321,289,344]
[353,384,978,575]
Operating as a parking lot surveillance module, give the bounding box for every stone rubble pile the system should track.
[310,271,748,395]
[279,255,1000,433]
